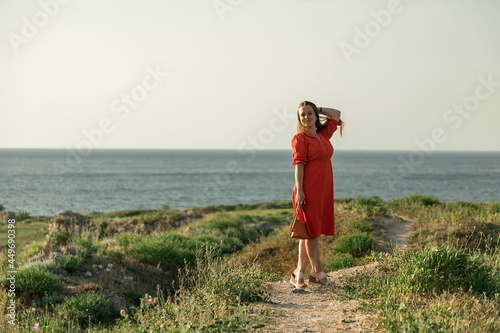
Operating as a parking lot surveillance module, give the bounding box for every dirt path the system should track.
[259,215,415,333]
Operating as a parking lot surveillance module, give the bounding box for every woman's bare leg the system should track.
[292,239,309,287]
[305,237,322,273]
[305,237,328,284]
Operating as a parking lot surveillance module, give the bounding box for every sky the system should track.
[1,0,499,152]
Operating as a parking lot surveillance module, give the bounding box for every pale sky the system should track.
[1,0,499,151]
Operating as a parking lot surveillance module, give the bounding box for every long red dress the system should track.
[291,117,340,237]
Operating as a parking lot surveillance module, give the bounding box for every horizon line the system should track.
[1,147,500,153]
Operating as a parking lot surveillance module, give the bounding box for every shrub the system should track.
[15,211,30,222]
[138,211,163,224]
[355,196,387,216]
[51,230,71,247]
[128,233,201,267]
[74,234,98,258]
[131,250,271,332]
[123,288,145,306]
[116,232,139,248]
[393,246,498,297]
[490,202,500,214]
[58,255,84,275]
[333,233,373,257]
[390,194,441,208]
[56,292,111,326]
[340,219,373,235]
[106,249,125,262]
[324,253,357,272]
[167,212,184,222]
[454,201,480,211]
[208,214,258,244]
[0,204,4,211]
[14,267,63,295]
[37,293,65,307]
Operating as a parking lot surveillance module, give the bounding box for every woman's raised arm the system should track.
[319,107,341,122]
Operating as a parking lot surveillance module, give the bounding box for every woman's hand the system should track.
[296,189,305,206]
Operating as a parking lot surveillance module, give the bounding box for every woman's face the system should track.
[298,105,317,129]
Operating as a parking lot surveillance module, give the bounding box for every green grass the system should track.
[6,266,63,296]
[58,255,84,275]
[333,233,373,257]
[392,245,499,297]
[2,196,500,333]
[51,230,71,247]
[55,292,111,326]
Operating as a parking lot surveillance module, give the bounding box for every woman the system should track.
[290,100,343,288]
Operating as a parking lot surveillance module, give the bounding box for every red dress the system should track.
[291,117,340,237]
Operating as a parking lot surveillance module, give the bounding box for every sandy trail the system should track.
[259,215,415,333]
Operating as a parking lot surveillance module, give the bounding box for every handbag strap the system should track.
[290,203,303,232]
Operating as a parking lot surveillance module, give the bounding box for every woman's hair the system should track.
[296,100,344,135]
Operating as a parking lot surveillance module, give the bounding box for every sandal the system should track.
[290,270,307,289]
[309,271,335,286]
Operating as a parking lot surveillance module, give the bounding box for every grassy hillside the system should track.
[1,195,499,332]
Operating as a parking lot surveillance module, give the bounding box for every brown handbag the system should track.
[290,202,310,239]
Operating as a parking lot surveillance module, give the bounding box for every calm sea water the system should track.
[1,149,499,216]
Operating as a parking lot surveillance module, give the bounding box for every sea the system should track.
[1,149,499,217]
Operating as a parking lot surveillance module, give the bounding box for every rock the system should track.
[256,221,272,231]
[84,271,92,277]
[97,264,103,270]
[0,211,15,223]
[49,251,64,261]
[108,294,129,315]
[61,246,77,255]
[107,263,113,269]
[43,211,90,248]
[27,254,45,263]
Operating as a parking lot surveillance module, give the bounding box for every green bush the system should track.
[489,202,500,214]
[390,194,441,209]
[74,234,98,258]
[455,201,480,210]
[14,267,63,295]
[15,210,31,221]
[126,249,271,332]
[208,214,258,244]
[116,232,139,248]
[333,233,373,257]
[56,292,111,326]
[167,212,184,222]
[123,288,146,306]
[393,246,498,297]
[138,210,163,224]
[341,219,373,234]
[51,230,71,247]
[324,253,357,272]
[37,292,65,307]
[0,204,4,211]
[355,196,387,216]
[128,233,206,267]
[106,249,125,262]
[58,255,84,275]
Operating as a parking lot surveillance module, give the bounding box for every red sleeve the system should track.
[291,133,308,165]
[320,117,340,139]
